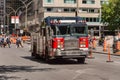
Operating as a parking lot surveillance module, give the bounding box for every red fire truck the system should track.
[31,16,89,63]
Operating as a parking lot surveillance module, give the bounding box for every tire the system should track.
[45,47,49,61]
[77,57,85,64]
[31,52,35,57]
[31,45,40,59]
[31,45,36,56]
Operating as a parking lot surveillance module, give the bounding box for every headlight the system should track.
[57,41,64,48]
[57,45,61,48]
[80,45,86,47]
[57,40,61,48]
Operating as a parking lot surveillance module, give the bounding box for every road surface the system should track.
[0,44,120,80]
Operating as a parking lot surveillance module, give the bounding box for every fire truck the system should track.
[31,16,89,63]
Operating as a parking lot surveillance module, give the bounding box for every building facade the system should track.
[0,0,109,35]
[13,0,108,36]
[5,0,33,34]
[27,0,107,36]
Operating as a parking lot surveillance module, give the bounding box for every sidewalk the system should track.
[93,46,120,56]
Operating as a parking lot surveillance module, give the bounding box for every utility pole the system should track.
[99,7,102,38]
[35,9,38,24]
[19,0,33,30]
[3,0,6,34]
[75,0,79,17]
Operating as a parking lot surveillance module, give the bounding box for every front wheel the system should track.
[77,57,85,64]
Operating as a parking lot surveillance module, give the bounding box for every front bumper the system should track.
[53,49,88,59]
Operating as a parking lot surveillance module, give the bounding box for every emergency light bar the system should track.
[50,20,86,24]
[60,20,75,23]
[45,16,86,25]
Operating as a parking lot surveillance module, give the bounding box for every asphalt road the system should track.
[0,44,120,80]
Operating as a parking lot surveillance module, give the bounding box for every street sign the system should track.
[11,16,15,23]
[11,16,19,24]
[16,16,19,23]
[20,30,23,34]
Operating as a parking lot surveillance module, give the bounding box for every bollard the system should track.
[106,44,113,62]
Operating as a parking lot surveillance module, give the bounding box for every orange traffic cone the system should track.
[106,44,113,62]
[88,42,95,59]
[103,39,107,52]
[93,39,96,49]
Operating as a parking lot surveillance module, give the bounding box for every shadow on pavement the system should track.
[22,56,88,65]
[46,59,88,65]
[0,65,56,80]
[0,75,20,80]
[0,65,55,73]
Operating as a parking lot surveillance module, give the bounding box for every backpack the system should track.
[1,38,4,43]
[16,38,21,44]
[6,38,10,43]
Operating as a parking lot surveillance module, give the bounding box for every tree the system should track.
[101,0,120,31]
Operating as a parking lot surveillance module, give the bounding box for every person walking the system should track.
[3,35,7,48]
[16,36,23,48]
[0,36,2,47]
[1,36,4,47]
[6,36,11,48]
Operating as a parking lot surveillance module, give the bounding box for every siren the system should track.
[50,20,61,24]
[78,20,86,23]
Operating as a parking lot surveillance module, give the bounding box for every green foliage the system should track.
[101,0,120,30]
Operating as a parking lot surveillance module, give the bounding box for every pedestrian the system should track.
[16,36,23,48]
[2,35,7,48]
[6,36,11,48]
[1,36,4,47]
[0,36,2,47]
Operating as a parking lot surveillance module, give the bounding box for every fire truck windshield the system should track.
[71,26,87,35]
[51,25,87,36]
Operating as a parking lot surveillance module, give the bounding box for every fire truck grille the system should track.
[64,39,79,50]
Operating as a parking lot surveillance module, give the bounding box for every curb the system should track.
[93,51,120,56]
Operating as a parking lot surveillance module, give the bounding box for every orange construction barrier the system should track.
[116,41,120,51]
[22,36,31,42]
[103,39,107,52]
[10,37,16,44]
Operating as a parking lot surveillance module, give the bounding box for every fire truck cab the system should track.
[31,16,89,63]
